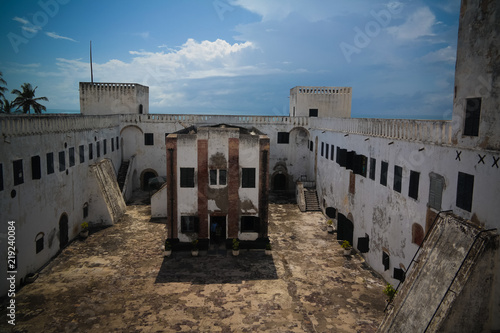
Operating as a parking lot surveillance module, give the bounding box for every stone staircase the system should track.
[117,160,130,191]
[304,189,320,211]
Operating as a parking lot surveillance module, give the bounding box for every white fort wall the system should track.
[1,113,498,296]
[311,128,500,285]
[0,116,122,295]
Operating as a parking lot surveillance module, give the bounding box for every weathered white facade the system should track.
[289,86,352,118]
[80,82,149,115]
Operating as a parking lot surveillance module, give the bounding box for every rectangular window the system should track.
[242,168,256,188]
[463,97,481,136]
[353,154,367,177]
[181,216,199,233]
[219,170,227,185]
[116,136,119,150]
[383,251,390,271]
[59,151,65,172]
[103,139,107,155]
[394,165,402,193]
[369,158,376,180]
[241,216,260,232]
[429,173,445,210]
[330,145,335,161]
[79,145,85,163]
[69,147,75,167]
[309,140,314,152]
[346,151,355,170]
[325,144,329,159]
[321,142,324,157]
[277,132,290,144]
[209,169,227,186]
[13,159,24,185]
[111,138,115,152]
[96,141,101,158]
[180,168,195,188]
[46,152,54,174]
[144,133,154,145]
[89,143,93,160]
[0,163,3,191]
[31,156,41,180]
[36,235,44,253]
[456,172,474,212]
[309,108,318,117]
[380,161,388,186]
[409,171,420,200]
[336,147,347,167]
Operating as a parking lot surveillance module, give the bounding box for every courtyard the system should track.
[1,194,387,332]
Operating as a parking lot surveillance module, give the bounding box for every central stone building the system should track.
[165,124,270,250]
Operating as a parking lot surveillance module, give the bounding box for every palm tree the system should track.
[11,83,49,114]
[1,98,18,114]
[0,71,7,110]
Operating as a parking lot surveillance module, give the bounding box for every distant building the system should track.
[289,86,351,118]
[80,82,149,115]
[164,124,270,248]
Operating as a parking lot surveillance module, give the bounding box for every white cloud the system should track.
[133,32,150,40]
[45,32,78,42]
[387,7,436,40]
[420,46,456,63]
[12,16,30,25]
[229,0,368,22]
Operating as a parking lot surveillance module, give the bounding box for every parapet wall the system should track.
[80,82,149,115]
[290,86,352,118]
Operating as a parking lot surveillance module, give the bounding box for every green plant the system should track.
[266,242,272,250]
[81,222,89,231]
[232,238,240,251]
[327,219,333,226]
[191,239,198,250]
[383,283,397,302]
[341,240,351,249]
[164,240,172,251]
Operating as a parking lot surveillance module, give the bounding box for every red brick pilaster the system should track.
[259,137,270,237]
[198,139,208,239]
[228,138,240,238]
[166,136,178,239]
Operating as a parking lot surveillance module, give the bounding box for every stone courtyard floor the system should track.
[1,195,387,332]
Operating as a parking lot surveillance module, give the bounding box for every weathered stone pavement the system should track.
[1,197,387,332]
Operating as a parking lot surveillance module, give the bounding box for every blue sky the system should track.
[0,0,460,118]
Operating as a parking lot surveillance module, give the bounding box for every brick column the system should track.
[197,139,208,239]
[259,137,270,238]
[166,136,178,239]
[228,138,240,238]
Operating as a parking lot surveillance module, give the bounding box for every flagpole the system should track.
[90,40,94,83]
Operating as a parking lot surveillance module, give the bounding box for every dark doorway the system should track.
[337,213,353,245]
[142,171,157,190]
[273,173,287,191]
[59,214,69,249]
[325,207,337,219]
[210,216,226,245]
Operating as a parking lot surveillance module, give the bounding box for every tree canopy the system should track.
[11,83,49,114]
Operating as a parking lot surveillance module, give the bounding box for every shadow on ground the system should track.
[155,252,278,284]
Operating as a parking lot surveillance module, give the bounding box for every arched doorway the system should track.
[325,207,337,219]
[59,213,69,250]
[337,213,353,245]
[273,173,287,191]
[141,169,158,190]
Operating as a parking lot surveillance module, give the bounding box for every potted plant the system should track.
[327,219,334,233]
[79,222,89,239]
[383,283,397,303]
[232,238,240,256]
[265,242,272,255]
[164,240,172,257]
[191,239,199,257]
[341,240,352,255]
